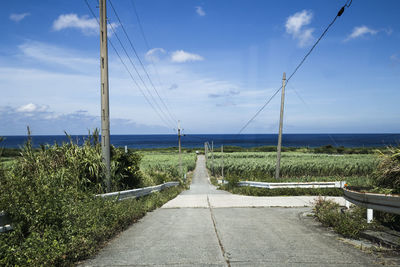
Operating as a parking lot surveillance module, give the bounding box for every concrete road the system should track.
[81,156,387,266]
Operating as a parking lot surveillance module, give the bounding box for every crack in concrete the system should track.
[207,195,231,267]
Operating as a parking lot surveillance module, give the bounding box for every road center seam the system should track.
[207,195,231,267]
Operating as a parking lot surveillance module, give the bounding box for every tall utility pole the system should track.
[100,0,111,191]
[204,142,208,161]
[221,145,224,182]
[178,121,182,179]
[211,141,214,175]
[275,72,286,179]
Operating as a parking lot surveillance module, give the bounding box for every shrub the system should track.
[111,147,143,190]
[374,210,400,232]
[314,198,369,239]
[224,174,240,189]
[374,147,400,193]
[0,131,185,266]
[0,186,182,266]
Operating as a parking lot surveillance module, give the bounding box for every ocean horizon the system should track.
[1,133,400,149]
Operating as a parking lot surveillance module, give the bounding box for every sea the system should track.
[1,134,400,149]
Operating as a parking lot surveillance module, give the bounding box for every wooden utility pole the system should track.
[100,0,111,191]
[178,121,182,179]
[221,145,224,182]
[204,142,208,161]
[211,141,214,175]
[275,72,286,179]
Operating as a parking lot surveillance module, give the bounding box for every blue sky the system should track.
[1,0,399,135]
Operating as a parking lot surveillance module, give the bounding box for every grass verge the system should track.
[221,185,343,196]
[0,186,183,266]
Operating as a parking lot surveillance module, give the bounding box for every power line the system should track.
[84,0,175,131]
[238,0,352,134]
[129,0,178,121]
[106,21,176,129]
[238,87,282,134]
[288,85,339,146]
[108,0,178,126]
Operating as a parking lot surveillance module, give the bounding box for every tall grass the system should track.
[207,152,378,186]
[140,152,197,178]
[374,147,400,193]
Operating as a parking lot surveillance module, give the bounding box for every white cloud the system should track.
[0,104,169,135]
[10,13,30,22]
[53,14,97,31]
[195,6,206,16]
[345,26,378,41]
[16,103,49,113]
[0,40,277,134]
[170,50,204,63]
[18,41,96,72]
[52,13,118,35]
[145,48,166,61]
[285,10,314,47]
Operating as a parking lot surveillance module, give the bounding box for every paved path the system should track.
[82,156,386,266]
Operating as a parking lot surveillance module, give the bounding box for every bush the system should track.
[314,198,369,239]
[0,186,182,266]
[111,147,143,190]
[224,174,240,189]
[374,210,400,232]
[374,147,400,193]
[0,131,184,266]
[7,131,145,194]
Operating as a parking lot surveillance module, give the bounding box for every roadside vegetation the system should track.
[314,198,370,238]
[210,144,381,154]
[140,152,197,183]
[0,132,195,266]
[313,146,400,239]
[207,151,378,190]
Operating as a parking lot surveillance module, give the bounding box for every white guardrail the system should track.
[343,188,400,218]
[97,181,180,201]
[237,181,346,189]
[0,181,180,233]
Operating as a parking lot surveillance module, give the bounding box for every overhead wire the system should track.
[106,21,176,129]
[287,85,339,146]
[84,0,175,131]
[129,0,178,121]
[238,0,352,134]
[108,0,178,127]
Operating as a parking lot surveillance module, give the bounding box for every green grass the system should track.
[207,152,378,187]
[140,152,197,178]
[225,186,343,196]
